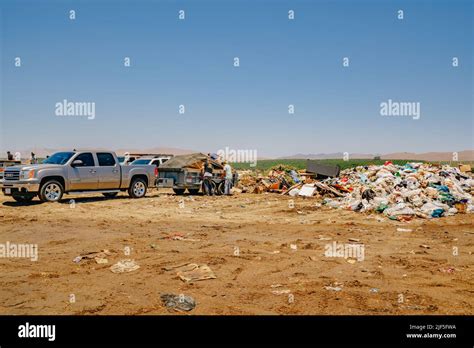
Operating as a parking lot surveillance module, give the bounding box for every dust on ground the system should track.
[0,190,473,315]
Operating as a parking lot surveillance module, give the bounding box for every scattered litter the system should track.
[324,286,342,292]
[396,228,413,232]
[162,262,190,271]
[439,267,456,273]
[298,184,317,197]
[172,263,216,283]
[419,244,430,249]
[94,257,108,264]
[318,236,331,241]
[73,249,113,264]
[346,259,356,264]
[459,164,472,173]
[160,293,196,312]
[370,288,379,293]
[271,289,291,295]
[160,233,201,242]
[110,259,140,273]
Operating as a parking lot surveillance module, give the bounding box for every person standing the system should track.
[223,161,233,195]
[202,159,214,196]
[7,151,13,160]
[30,152,37,164]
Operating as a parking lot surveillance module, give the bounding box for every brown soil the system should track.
[0,190,472,315]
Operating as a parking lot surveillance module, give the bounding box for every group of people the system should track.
[5,151,37,164]
[201,155,233,196]
[7,151,38,164]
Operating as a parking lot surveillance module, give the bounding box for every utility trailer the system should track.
[156,153,237,195]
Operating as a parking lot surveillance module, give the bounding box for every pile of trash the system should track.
[236,166,315,194]
[319,162,474,220]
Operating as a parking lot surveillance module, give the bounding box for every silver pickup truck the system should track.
[0,150,157,203]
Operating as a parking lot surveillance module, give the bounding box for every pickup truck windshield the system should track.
[131,159,150,165]
[42,152,75,165]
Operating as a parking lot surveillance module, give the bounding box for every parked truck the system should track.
[130,155,173,167]
[0,150,157,203]
[0,159,22,180]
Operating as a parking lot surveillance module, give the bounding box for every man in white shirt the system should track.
[223,161,233,195]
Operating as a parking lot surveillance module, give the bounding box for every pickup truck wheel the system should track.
[128,178,147,198]
[39,180,64,202]
[103,192,118,198]
[12,195,35,203]
[173,188,185,195]
[187,189,200,195]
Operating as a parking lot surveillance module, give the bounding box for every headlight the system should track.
[20,170,35,180]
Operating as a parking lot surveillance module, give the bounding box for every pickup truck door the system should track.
[68,152,99,190]
[96,152,121,189]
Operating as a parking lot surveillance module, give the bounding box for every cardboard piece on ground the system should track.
[298,184,317,197]
[281,182,303,195]
[175,263,216,283]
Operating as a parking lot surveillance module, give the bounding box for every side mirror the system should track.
[72,159,83,167]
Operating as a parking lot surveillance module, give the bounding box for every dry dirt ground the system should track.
[0,189,473,315]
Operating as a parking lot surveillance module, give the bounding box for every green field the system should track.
[231,159,473,172]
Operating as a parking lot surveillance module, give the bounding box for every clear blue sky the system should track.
[1,0,472,157]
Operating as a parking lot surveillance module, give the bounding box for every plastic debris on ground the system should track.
[160,293,196,312]
[110,259,140,273]
[73,249,113,264]
[162,263,216,283]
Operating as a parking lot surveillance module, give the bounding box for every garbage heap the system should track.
[236,165,316,194]
[320,162,474,220]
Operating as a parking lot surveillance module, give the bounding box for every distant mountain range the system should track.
[2,147,473,162]
[279,150,474,161]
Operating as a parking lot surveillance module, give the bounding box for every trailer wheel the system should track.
[211,181,218,194]
[173,188,185,195]
[128,178,147,198]
[216,181,225,195]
